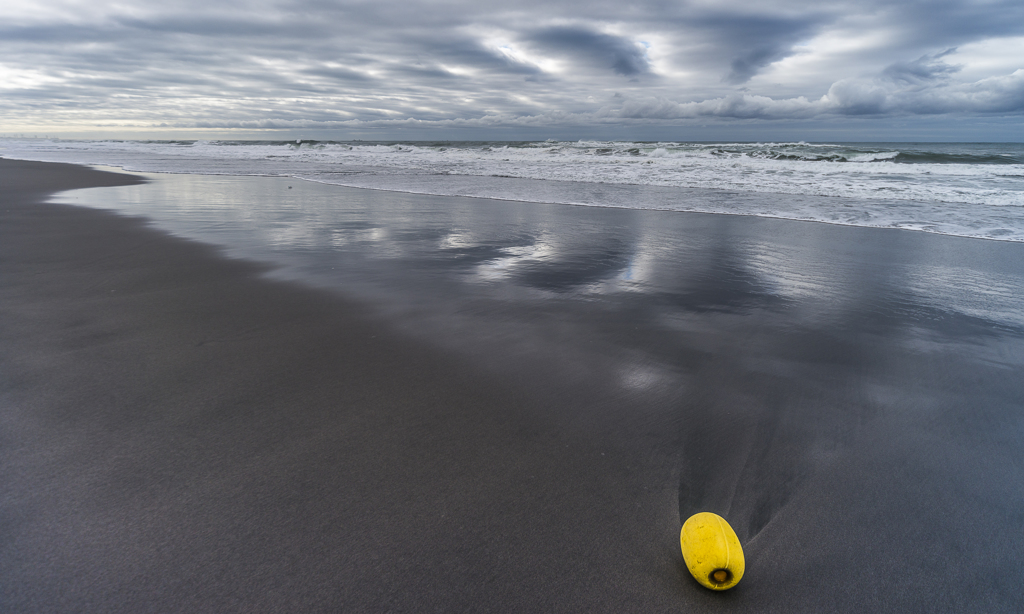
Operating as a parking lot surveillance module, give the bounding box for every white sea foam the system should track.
[2,138,1023,242]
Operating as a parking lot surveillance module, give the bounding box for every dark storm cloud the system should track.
[726,51,785,85]
[1,0,1023,135]
[698,15,826,84]
[885,0,1024,46]
[882,49,961,84]
[528,26,651,76]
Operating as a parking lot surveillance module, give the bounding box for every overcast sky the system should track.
[2,0,1023,140]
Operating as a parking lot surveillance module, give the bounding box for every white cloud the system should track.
[1,0,1023,135]
[612,62,1024,120]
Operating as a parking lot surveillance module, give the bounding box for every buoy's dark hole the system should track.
[710,569,731,584]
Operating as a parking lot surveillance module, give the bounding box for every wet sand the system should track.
[2,158,1023,612]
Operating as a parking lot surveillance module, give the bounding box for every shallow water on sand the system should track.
[9,138,1024,241]
[53,171,1024,611]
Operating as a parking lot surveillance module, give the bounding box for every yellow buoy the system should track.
[680,512,744,590]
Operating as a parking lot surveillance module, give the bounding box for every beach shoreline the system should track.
[2,158,1023,612]
[4,138,1024,243]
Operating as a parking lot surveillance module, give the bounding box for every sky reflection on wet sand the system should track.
[52,171,1024,609]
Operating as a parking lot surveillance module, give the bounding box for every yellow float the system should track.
[680,512,744,590]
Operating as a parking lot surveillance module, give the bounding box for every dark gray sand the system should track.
[2,158,1023,612]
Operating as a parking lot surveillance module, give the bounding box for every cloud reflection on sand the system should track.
[49,170,1024,609]
[52,170,1024,369]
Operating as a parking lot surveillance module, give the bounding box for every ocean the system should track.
[2,138,1023,241]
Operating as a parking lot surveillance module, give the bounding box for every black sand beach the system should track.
[2,158,1023,612]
